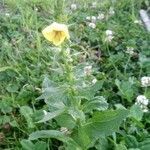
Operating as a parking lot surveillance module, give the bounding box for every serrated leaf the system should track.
[81,109,128,138]
[82,96,108,113]
[78,81,104,100]
[37,77,68,107]
[29,130,82,149]
[72,127,92,149]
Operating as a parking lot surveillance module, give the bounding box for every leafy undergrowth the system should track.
[0,0,150,149]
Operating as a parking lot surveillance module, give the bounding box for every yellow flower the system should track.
[42,22,70,46]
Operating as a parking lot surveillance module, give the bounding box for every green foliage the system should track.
[82,96,108,113]
[115,144,127,150]
[21,140,47,150]
[20,106,35,129]
[115,78,137,102]
[80,109,128,139]
[0,0,150,149]
[130,104,143,121]
[29,130,82,149]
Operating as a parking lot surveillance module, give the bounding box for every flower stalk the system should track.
[60,48,79,109]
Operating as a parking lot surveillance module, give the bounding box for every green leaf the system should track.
[32,110,45,122]
[29,130,67,141]
[34,141,47,150]
[10,120,19,127]
[130,105,143,121]
[82,96,108,113]
[78,81,104,100]
[21,140,35,150]
[37,108,65,123]
[21,140,47,150]
[138,138,150,150]
[20,106,35,128]
[115,144,127,150]
[115,79,136,102]
[29,130,82,149]
[0,115,11,125]
[0,66,18,73]
[38,77,68,107]
[42,76,57,89]
[55,113,76,129]
[0,100,12,113]
[81,109,128,138]
[68,107,85,122]
[139,54,150,72]
[75,127,92,149]
[95,138,109,150]
[6,83,19,93]
[0,66,18,81]
[125,135,138,148]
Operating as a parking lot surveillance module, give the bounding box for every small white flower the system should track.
[91,16,97,23]
[43,110,48,115]
[135,95,149,113]
[143,99,149,106]
[97,13,105,20]
[71,4,77,10]
[66,48,70,55]
[88,22,96,29]
[109,7,115,15]
[68,57,73,62]
[136,95,149,106]
[84,66,92,76]
[106,30,113,36]
[127,47,134,51]
[126,47,134,55]
[134,20,140,24]
[35,7,38,11]
[92,2,97,8]
[134,19,142,25]
[136,95,146,103]
[92,78,97,84]
[105,35,114,42]
[105,30,114,42]
[60,127,68,133]
[60,127,71,135]
[141,76,150,87]
[86,16,91,20]
[143,108,148,112]
[5,13,10,17]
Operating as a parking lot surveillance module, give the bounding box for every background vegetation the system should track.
[0,0,150,149]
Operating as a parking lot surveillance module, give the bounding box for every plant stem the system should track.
[124,55,131,75]
[60,48,78,108]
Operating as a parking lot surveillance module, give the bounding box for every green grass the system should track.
[0,0,150,149]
